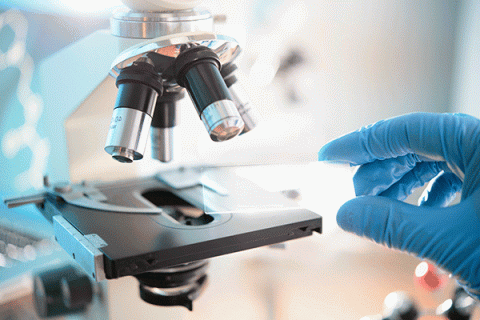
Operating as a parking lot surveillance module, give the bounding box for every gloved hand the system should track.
[318,113,480,299]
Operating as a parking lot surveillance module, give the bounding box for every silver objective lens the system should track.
[151,127,173,162]
[200,100,244,142]
[104,108,152,163]
[228,82,260,134]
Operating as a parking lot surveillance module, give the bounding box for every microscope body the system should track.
[37,4,254,184]
[4,1,322,312]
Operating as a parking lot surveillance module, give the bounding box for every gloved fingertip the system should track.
[336,197,367,235]
[318,144,354,165]
[317,143,334,161]
[336,195,428,248]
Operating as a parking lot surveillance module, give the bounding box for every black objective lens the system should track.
[105,59,163,163]
[115,82,157,115]
[174,46,244,142]
[221,63,259,135]
[150,90,185,162]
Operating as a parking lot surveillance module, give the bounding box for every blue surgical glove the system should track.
[318,113,480,299]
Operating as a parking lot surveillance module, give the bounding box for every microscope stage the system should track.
[37,166,322,280]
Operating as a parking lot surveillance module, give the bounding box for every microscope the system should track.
[5,0,322,314]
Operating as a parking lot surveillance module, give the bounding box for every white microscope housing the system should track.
[37,0,258,184]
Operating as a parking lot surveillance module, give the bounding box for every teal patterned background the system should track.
[0,8,108,194]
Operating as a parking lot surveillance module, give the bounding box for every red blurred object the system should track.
[414,262,448,292]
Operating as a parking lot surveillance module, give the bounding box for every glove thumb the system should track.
[336,195,435,250]
[337,191,480,300]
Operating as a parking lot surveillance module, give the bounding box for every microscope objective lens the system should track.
[200,100,244,141]
[220,63,259,135]
[105,107,154,162]
[111,147,135,163]
[174,46,244,142]
[150,90,183,163]
[105,60,163,163]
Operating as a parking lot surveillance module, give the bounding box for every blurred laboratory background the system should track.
[0,0,479,319]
